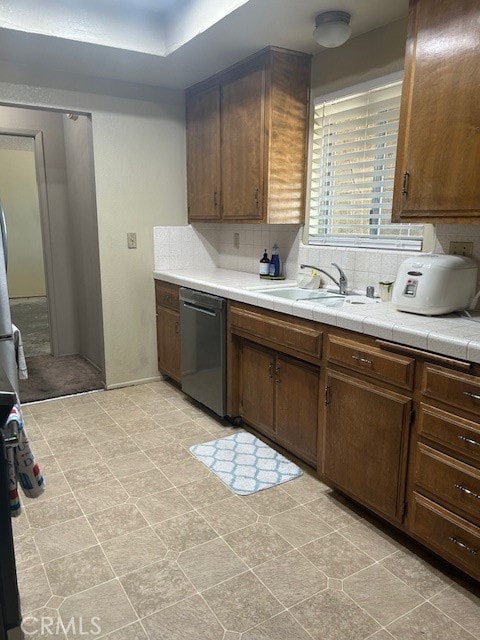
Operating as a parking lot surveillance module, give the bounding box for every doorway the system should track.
[0,134,51,358]
[0,105,105,402]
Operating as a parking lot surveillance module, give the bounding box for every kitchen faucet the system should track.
[300,263,348,295]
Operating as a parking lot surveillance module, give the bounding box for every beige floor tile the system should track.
[107,451,155,479]
[281,472,331,503]
[343,564,424,626]
[224,523,293,568]
[381,549,452,598]
[177,474,232,508]
[431,583,480,639]
[39,418,81,440]
[152,409,193,428]
[368,632,396,640]
[61,393,101,407]
[270,505,334,547]
[14,534,42,570]
[387,602,476,640]
[47,432,91,455]
[203,570,283,633]
[26,493,82,529]
[33,408,70,424]
[34,516,98,562]
[84,424,128,444]
[240,486,298,516]
[146,442,192,467]
[154,511,218,551]
[67,404,108,419]
[339,519,402,561]
[178,538,247,591]
[305,492,364,529]
[120,559,195,617]
[29,439,53,458]
[100,621,148,640]
[291,589,380,640]
[87,502,149,541]
[107,408,148,423]
[198,496,258,535]
[254,549,327,607]
[119,468,172,498]
[59,579,137,639]
[34,472,71,502]
[55,444,102,472]
[44,545,114,597]
[75,412,116,431]
[102,527,167,576]
[242,611,313,640]
[64,461,114,491]
[163,420,210,440]
[17,565,52,613]
[19,606,66,640]
[161,458,210,486]
[142,594,224,640]
[75,479,129,514]
[136,487,192,524]
[300,532,374,579]
[96,436,140,461]
[134,427,175,449]
[36,455,61,475]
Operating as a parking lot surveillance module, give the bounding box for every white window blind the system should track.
[309,78,423,250]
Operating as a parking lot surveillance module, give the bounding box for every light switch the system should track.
[127,232,137,249]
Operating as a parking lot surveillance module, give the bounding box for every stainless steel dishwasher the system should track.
[179,288,226,417]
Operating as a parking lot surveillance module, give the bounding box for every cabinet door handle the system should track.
[213,191,218,208]
[325,385,331,405]
[352,354,373,365]
[458,434,480,447]
[455,483,480,500]
[463,391,480,401]
[174,321,179,334]
[275,364,280,384]
[402,171,410,196]
[254,188,260,212]
[268,362,273,379]
[448,536,478,555]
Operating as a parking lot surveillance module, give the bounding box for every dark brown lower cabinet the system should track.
[323,370,412,522]
[156,306,181,383]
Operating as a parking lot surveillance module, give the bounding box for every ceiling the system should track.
[0,0,409,91]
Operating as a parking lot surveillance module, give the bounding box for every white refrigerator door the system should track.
[0,204,13,340]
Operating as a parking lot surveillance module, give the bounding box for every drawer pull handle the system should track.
[352,355,372,365]
[448,536,478,555]
[455,483,480,500]
[463,391,480,401]
[458,434,480,447]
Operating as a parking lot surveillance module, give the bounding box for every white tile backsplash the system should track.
[154,222,480,305]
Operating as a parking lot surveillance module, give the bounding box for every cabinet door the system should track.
[186,85,221,220]
[221,68,265,220]
[324,371,411,522]
[392,0,480,221]
[239,341,274,436]
[275,355,319,467]
[156,307,181,382]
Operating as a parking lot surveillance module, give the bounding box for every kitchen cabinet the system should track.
[408,361,480,579]
[323,335,413,523]
[229,303,321,466]
[392,0,480,222]
[155,281,181,382]
[186,46,311,223]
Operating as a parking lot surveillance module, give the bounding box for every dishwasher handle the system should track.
[182,301,217,317]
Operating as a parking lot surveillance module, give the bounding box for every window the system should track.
[308,75,423,250]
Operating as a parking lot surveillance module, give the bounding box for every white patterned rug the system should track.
[190,431,303,495]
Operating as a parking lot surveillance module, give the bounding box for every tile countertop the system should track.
[154,268,480,365]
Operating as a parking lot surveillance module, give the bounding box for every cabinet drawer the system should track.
[410,493,480,580]
[230,306,322,359]
[326,335,414,390]
[155,281,180,311]
[422,364,480,417]
[418,404,480,465]
[415,443,480,525]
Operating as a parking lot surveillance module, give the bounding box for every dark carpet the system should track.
[19,354,104,403]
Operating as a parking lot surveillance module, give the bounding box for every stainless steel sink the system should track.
[256,287,344,301]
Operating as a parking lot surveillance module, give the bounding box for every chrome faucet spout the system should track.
[300,263,348,295]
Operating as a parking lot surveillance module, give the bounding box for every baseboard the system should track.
[105,375,163,390]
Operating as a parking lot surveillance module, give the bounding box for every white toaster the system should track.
[392,254,478,316]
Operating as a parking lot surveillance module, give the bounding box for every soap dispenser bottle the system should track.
[259,249,270,276]
[269,243,281,277]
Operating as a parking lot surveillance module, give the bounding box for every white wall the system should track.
[0,138,46,297]
[0,82,186,388]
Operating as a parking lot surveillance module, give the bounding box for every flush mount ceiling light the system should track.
[313,10,352,48]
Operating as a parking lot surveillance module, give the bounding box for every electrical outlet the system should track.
[449,241,473,257]
[127,232,137,249]
[233,232,240,249]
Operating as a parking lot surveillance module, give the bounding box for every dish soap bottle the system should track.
[259,249,270,276]
[269,243,281,277]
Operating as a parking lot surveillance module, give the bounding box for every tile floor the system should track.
[12,379,480,640]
